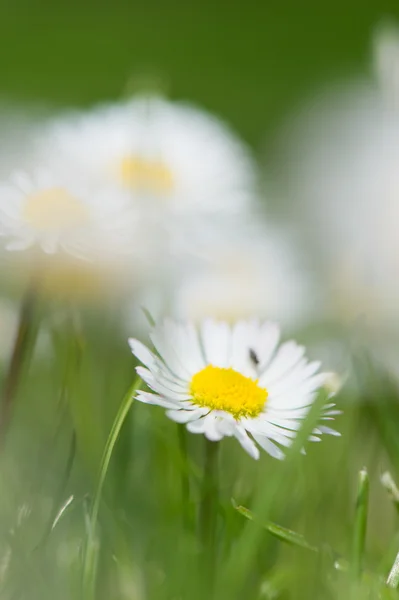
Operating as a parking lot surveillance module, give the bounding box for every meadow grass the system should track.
[0,300,398,600]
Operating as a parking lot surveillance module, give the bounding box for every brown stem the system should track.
[0,284,38,441]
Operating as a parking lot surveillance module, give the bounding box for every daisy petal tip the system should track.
[127,337,138,352]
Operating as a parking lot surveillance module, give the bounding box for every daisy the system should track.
[35,95,257,216]
[172,221,317,331]
[128,319,340,460]
[0,169,133,257]
[280,24,399,342]
[0,169,150,300]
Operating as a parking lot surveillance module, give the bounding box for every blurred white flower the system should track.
[0,169,152,301]
[0,169,131,257]
[281,24,399,344]
[172,221,316,332]
[36,96,257,217]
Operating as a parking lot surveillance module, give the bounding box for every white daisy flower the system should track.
[280,24,399,341]
[0,169,153,301]
[172,222,316,331]
[0,169,131,258]
[36,96,257,216]
[128,319,340,460]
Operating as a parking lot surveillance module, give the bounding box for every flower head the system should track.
[129,319,340,460]
[281,24,399,343]
[36,96,257,216]
[173,222,315,330]
[0,169,130,258]
[0,169,147,301]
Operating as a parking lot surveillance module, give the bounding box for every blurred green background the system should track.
[1,0,399,146]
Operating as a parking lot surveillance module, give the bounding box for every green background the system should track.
[0,0,398,146]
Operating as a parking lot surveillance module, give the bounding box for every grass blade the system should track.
[232,501,318,552]
[82,375,140,600]
[381,472,399,516]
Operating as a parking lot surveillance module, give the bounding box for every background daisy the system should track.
[0,169,150,301]
[172,220,316,332]
[36,96,257,216]
[279,24,399,372]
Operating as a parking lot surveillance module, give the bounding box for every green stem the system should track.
[0,282,38,442]
[82,376,140,600]
[177,425,190,528]
[351,468,369,580]
[199,439,219,591]
[387,550,399,588]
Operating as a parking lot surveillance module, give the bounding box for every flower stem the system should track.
[177,425,190,528]
[0,282,38,442]
[82,376,140,600]
[351,468,369,580]
[199,439,219,591]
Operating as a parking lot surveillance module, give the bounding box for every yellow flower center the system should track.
[22,188,89,231]
[190,365,268,419]
[118,155,174,194]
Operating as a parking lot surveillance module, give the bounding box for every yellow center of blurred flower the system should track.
[190,365,267,419]
[23,188,89,231]
[118,156,174,193]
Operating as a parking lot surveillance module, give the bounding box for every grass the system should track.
[0,297,398,599]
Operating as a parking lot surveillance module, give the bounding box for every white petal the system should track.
[136,391,180,409]
[229,319,259,376]
[166,407,208,423]
[201,319,231,367]
[187,417,207,434]
[213,411,236,436]
[251,433,285,460]
[128,338,157,370]
[267,360,321,396]
[256,322,281,371]
[136,367,191,400]
[316,425,341,436]
[203,413,225,441]
[150,321,191,379]
[165,319,204,375]
[181,321,206,372]
[260,341,305,386]
[233,425,260,460]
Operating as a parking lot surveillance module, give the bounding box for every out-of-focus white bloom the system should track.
[129,318,340,460]
[36,96,257,216]
[281,25,399,343]
[0,169,131,257]
[0,169,155,301]
[173,222,316,332]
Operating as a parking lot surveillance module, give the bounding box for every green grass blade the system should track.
[381,471,399,516]
[82,375,141,600]
[232,501,318,552]
[387,550,399,589]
